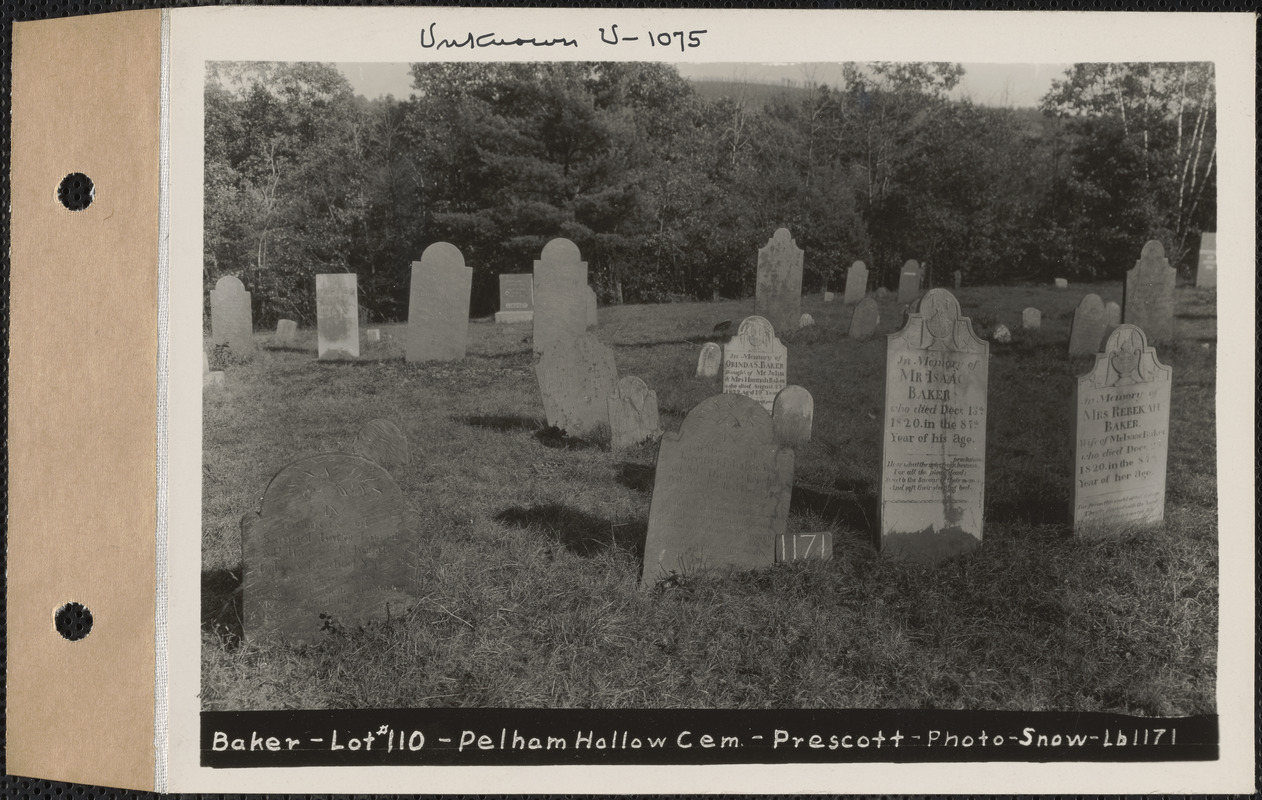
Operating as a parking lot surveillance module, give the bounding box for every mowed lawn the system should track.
[202,282,1218,714]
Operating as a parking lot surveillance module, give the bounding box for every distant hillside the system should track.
[688,78,815,107]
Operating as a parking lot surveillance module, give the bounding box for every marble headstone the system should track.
[316,274,360,360]
[353,418,409,472]
[843,261,868,305]
[496,273,535,324]
[274,319,297,345]
[755,228,804,334]
[1071,325,1171,532]
[535,332,619,439]
[641,393,794,586]
[722,315,788,412]
[848,296,880,339]
[1022,308,1041,330]
[407,242,473,362]
[210,275,254,356]
[896,260,921,304]
[881,289,988,564]
[1069,294,1107,356]
[1195,232,1216,288]
[696,342,722,380]
[532,239,588,357]
[1123,240,1176,342]
[608,375,662,451]
[772,385,813,448]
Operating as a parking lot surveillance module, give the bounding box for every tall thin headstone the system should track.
[532,239,588,357]
[843,261,868,305]
[608,376,662,451]
[1123,240,1176,342]
[896,260,921,304]
[406,242,473,362]
[1069,294,1107,356]
[495,274,535,324]
[641,394,794,586]
[696,342,722,380]
[535,332,619,439]
[316,274,359,360]
[881,289,988,564]
[210,275,254,356]
[848,296,880,339]
[1195,232,1217,288]
[755,228,804,333]
[1071,325,1171,532]
[722,315,787,412]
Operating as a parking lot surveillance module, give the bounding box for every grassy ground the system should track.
[202,281,1217,714]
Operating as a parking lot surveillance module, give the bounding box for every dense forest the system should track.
[204,61,1217,325]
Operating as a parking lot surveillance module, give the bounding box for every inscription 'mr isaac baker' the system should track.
[421,22,578,49]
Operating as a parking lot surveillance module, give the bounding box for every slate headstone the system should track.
[316,274,359,360]
[696,342,722,380]
[242,453,416,643]
[1022,308,1041,330]
[843,261,868,305]
[641,393,794,586]
[1071,324,1171,532]
[210,275,254,356]
[1069,294,1107,356]
[1123,240,1176,342]
[535,332,619,439]
[772,385,813,448]
[608,375,662,451]
[896,260,922,305]
[495,274,535,324]
[799,313,815,329]
[755,228,804,333]
[1195,232,1216,288]
[274,319,297,345]
[406,242,472,361]
[532,239,588,357]
[881,288,989,564]
[848,296,880,339]
[353,418,409,472]
[722,315,788,412]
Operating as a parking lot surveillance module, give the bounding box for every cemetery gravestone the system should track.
[203,349,224,389]
[843,261,868,305]
[274,319,297,345]
[896,260,922,305]
[696,342,722,380]
[532,239,588,357]
[1123,240,1176,342]
[316,274,359,360]
[641,393,794,586]
[353,418,409,472]
[1105,301,1122,327]
[992,324,1012,343]
[848,296,880,339]
[722,315,788,412]
[1055,278,1069,289]
[1195,232,1216,288]
[799,313,815,328]
[1022,308,1041,330]
[365,329,381,343]
[586,286,598,329]
[881,288,988,564]
[407,242,473,362]
[824,291,835,302]
[608,375,662,451]
[953,270,962,290]
[875,287,891,299]
[535,332,619,439]
[1071,324,1171,531]
[496,273,535,324]
[772,385,813,448]
[1069,294,1107,356]
[242,453,416,643]
[210,275,254,356]
[755,228,804,333]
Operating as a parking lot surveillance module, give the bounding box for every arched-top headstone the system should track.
[843,261,869,305]
[407,241,473,362]
[541,237,582,264]
[722,315,788,411]
[533,239,589,356]
[353,419,409,472]
[535,332,618,439]
[210,275,254,356]
[696,342,722,380]
[755,228,804,333]
[799,313,815,328]
[1123,239,1176,342]
[242,453,415,642]
[848,296,880,339]
[1069,294,1107,356]
[641,393,794,586]
[772,385,813,448]
[1022,307,1041,330]
[609,375,662,451]
[896,259,922,304]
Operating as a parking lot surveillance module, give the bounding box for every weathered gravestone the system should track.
[641,393,794,586]
[1055,278,1069,289]
[407,242,473,362]
[353,418,409,472]
[992,324,1012,343]
[875,287,891,299]
[1123,240,1176,342]
[722,315,788,412]
[772,385,813,448]
[755,228,804,333]
[316,274,359,360]
[1071,324,1171,532]
[1195,232,1216,288]
[896,260,922,305]
[848,296,880,339]
[823,291,835,302]
[1022,308,1041,330]
[953,270,962,290]
[608,375,662,451]
[535,332,619,439]
[532,239,588,357]
[586,286,598,329]
[495,273,534,324]
[242,453,416,643]
[1069,294,1107,356]
[843,261,868,305]
[202,349,224,389]
[799,313,815,329]
[210,275,254,356]
[274,319,297,345]
[1105,301,1122,327]
[365,329,381,343]
[881,288,988,564]
[696,342,722,380]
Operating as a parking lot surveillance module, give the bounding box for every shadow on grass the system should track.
[495,503,645,558]
[461,414,540,433]
[614,462,656,493]
[986,482,1072,526]
[202,567,244,646]
[315,356,401,366]
[534,426,605,451]
[790,484,877,536]
[262,344,311,354]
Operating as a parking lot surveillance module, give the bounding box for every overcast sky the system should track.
[335,61,1071,108]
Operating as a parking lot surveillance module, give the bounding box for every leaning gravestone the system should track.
[535,332,619,439]
[608,375,662,451]
[1069,294,1107,356]
[1071,324,1171,532]
[353,418,409,472]
[532,239,588,357]
[722,315,788,412]
[496,273,534,324]
[755,228,804,334]
[896,260,922,305]
[586,286,598,329]
[696,342,722,380]
[407,242,473,362]
[316,274,359,360]
[641,393,794,586]
[274,319,297,345]
[1123,240,1176,342]
[1195,232,1216,288]
[210,275,254,356]
[242,453,416,643]
[772,385,813,448]
[843,261,868,305]
[881,288,988,564]
[848,296,880,339]
[1022,308,1041,330]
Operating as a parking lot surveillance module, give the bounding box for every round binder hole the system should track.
[54,602,93,641]
[57,172,95,211]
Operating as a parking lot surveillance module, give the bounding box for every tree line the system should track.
[204,60,1216,326]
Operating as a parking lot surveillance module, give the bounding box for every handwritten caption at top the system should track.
[421,22,707,52]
